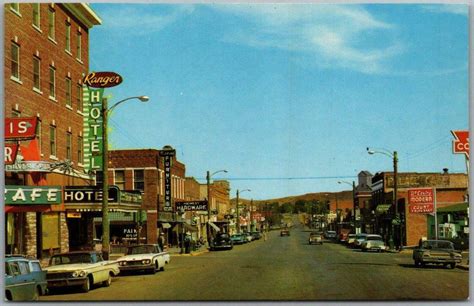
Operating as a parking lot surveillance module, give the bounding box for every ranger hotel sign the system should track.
[175,201,208,212]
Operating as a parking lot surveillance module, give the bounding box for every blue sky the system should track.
[89,3,469,200]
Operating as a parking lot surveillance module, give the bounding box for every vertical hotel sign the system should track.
[83,86,104,172]
[160,146,176,212]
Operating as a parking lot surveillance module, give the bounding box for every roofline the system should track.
[62,3,102,29]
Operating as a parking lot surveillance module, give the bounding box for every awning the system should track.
[161,222,171,229]
[437,202,468,213]
[208,221,220,232]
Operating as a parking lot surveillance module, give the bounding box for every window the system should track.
[49,125,56,157]
[11,42,20,80]
[18,261,29,275]
[49,66,56,99]
[114,170,125,190]
[48,8,55,40]
[33,56,41,90]
[30,262,42,272]
[77,84,83,112]
[10,3,20,14]
[12,110,21,117]
[95,171,103,186]
[76,32,82,61]
[77,136,83,164]
[65,78,72,107]
[32,3,40,28]
[66,132,72,160]
[36,119,42,155]
[134,170,145,191]
[65,22,71,52]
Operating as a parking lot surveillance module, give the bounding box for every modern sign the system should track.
[5,186,62,205]
[82,86,105,172]
[64,186,119,203]
[408,188,434,213]
[5,117,38,140]
[175,201,208,212]
[161,146,175,212]
[4,144,19,165]
[451,130,469,159]
[83,71,123,88]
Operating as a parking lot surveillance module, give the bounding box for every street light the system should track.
[206,169,227,245]
[236,189,251,234]
[367,147,399,250]
[101,95,149,260]
[338,180,357,233]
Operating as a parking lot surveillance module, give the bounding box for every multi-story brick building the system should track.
[371,170,468,247]
[4,3,101,258]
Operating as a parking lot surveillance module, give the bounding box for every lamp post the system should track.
[101,95,149,260]
[367,147,399,250]
[236,189,251,234]
[206,169,227,245]
[338,180,357,233]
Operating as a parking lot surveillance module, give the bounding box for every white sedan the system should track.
[117,244,169,274]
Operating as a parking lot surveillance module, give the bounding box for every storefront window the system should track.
[42,213,60,251]
[134,169,144,191]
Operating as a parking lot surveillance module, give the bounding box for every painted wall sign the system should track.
[5,117,38,140]
[4,144,19,165]
[408,188,434,214]
[83,71,123,88]
[5,186,62,205]
[451,130,469,159]
[175,201,208,212]
[64,186,119,203]
[82,86,104,172]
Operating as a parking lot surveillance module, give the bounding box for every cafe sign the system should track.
[5,186,62,205]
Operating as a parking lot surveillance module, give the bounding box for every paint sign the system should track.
[4,144,19,165]
[408,188,434,213]
[5,117,38,140]
[5,186,62,205]
[451,130,469,159]
[82,86,105,172]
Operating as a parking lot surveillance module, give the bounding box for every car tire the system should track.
[449,263,456,269]
[82,276,92,293]
[32,287,40,300]
[103,273,112,287]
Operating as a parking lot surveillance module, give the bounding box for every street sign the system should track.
[451,130,469,159]
[5,117,38,140]
[175,201,208,212]
[408,188,434,213]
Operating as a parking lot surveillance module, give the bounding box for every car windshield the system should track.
[128,245,155,255]
[367,236,383,241]
[50,253,92,265]
[423,241,453,249]
[356,234,367,239]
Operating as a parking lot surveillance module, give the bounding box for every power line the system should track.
[195,175,358,181]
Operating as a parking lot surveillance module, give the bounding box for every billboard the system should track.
[408,188,434,213]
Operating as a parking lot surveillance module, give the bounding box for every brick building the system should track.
[4,3,101,258]
[371,171,468,247]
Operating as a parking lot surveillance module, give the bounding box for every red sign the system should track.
[451,130,469,159]
[5,117,38,140]
[4,144,19,165]
[408,188,434,213]
[83,71,123,88]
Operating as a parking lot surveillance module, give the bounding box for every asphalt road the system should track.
[40,221,469,301]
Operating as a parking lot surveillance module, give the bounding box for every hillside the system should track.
[230,191,353,207]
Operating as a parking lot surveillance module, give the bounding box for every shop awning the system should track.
[437,202,468,213]
[208,221,220,232]
[161,223,171,229]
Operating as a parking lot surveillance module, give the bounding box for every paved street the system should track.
[40,221,468,301]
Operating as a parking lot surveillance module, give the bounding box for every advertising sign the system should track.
[408,188,434,213]
[175,201,208,212]
[451,130,469,159]
[160,147,175,212]
[64,186,119,203]
[82,86,104,172]
[5,117,38,140]
[83,72,123,88]
[5,144,19,165]
[5,186,62,205]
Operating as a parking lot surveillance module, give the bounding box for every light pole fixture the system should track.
[101,95,149,260]
[236,189,251,234]
[367,147,399,249]
[206,169,228,245]
[338,180,357,233]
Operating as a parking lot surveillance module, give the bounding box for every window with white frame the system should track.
[134,170,145,191]
[49,125,56,157]
[10,3,20,14]
[77,136,83,164]
[65,77,72,107]
[76,31,82,61]
[11,42,20,80]
[114,170,125,190]
[77,83,83,112]
[66,132,72,160]
[32,3,40,28]
[48,7,55,40]
[33,56,41,90]
[49,66,56,98]
[36,119,42,155]
[65,22,71,52]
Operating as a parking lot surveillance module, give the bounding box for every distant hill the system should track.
[231,191,353,207]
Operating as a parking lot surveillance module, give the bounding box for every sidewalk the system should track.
[166,245,209,257]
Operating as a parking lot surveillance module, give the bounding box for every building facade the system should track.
[4,3,101,259]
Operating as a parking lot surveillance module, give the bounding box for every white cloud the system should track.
[421,4,468,16]
[213,4,402,74]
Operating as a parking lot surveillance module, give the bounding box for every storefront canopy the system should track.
[437,202,468,213]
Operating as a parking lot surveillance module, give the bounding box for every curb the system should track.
[457,265,469,271]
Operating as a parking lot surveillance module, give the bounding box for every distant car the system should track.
[309,232,323,245]
[251,231,262,240]
[242,232,253,242]
[324,231,337,239]
[413,240,462,269]
[346,234,357,246]
[44,251,120,293]
[280,229,290,237]
[5,255,48,301]
[230,234,247,245]
[353,233,368,249]
[360,235,387,252]
[210,233,233,251]
[117,244,168,274]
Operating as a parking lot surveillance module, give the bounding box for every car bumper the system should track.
[119,264,154,271]
[211,245,233,249]
[47,278,87,288]
[421,258,462,264]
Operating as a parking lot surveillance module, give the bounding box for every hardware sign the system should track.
[175,201,208,212]
[5,186,62,205]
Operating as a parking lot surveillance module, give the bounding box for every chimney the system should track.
[442,168,449,174]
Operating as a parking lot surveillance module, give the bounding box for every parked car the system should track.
[5,255,48,301]
[117,244,168,274]
[413,240,462,269]
[353,233,368,249]
[210,233,233,251]
[308,232,323,245]
[324,230,336,240]
[360,234,387,252]
[280,228,290,237]
[251,231,262,240]
[230,234,247,245]
[242,232,253,242]
[346,234,357,246]
[44,251,120,292]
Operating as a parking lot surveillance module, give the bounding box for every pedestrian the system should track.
[158,232,165,250]
[264,231,267,241]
